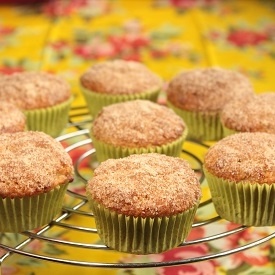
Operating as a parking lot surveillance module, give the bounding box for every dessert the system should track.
[87,153,201,254]
[0,71,72,137]
[203,132,275,226]
[80,59,162,117]
[90,99,187,162]
[166,67,254,141]
[0,131,74,232]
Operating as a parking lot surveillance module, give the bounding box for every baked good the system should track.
[166,67,254,141]
[80,59,162,117]
[86,153,201,254]
[221,92,275,136]
[0,131,74,232]
[0,102,26,133]
[0,71,73,137]
[203,132,275,226]
[90,99,188,162]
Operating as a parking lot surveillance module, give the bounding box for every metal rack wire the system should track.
[0,105,274,271]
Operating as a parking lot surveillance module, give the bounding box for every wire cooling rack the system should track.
[0,105,275,270]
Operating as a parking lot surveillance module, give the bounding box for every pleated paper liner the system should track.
[204,168,275,226]
[0,183,68,233]
[81,86,160,118]
[222,125,239,137]
[24,96,73,138]
[90,127,188,163]
[88,198,199,254]
[167,101,223,141]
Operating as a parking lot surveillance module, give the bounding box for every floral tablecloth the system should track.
[0,0,275,274]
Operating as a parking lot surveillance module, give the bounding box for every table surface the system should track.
[0,0,275,274]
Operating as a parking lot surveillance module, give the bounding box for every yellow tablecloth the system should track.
[0,0,275,274]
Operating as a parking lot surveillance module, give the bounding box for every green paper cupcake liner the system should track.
[222,125,239,137]
[81,86,160,118]
[89,198,199,254]
[24,97,73,137]
[204,168,275,226]
[90,127,188,163]
[0,183,68,233]
[167,101,223,141]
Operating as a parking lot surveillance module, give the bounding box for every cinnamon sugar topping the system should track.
[87,153,201,218]
[167,67,254,112]
[0,72,71,110]
[0,131,74,198]
[80,60,162,95]
[204,132,275,184]
[91,100,186,147]
[0,102,26,133]
[221,92,275,133]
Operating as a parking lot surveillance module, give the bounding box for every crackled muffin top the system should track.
[167,67,254,113]
[221,92,275,133]
[80,60,162,95]
[0,102,26,133]
[0,131,74,198]
[0,71,71,110]
[87,153,201,218]
[91,99,186,147]
[204,132,275,184]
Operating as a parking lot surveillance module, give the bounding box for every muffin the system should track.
[80,59,163,118]
[221,92,275,136]
[203,132,275,226]
[0,131,74,232]
[0,71,73,137]
[87,153,201,254]
[90,99,188,162]
[0,102,26,133]
[166,67,254,141]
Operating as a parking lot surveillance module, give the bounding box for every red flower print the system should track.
[169,0,197,9]
[0,66,24,75]
[61,141,92,169]
[41,0,88,17]
[108,34,149,52]
[158,244,218,275]
[108,36,128,52]
[73,34,118,60]
[186,226,205,241]
[169,0,217,9]
[124,35,150,50]
[150,48,169,59]
[219,224,270,267]
[0,26,15,35]
[50,40,68,50]
[121,53,142,62]
[227,29,268,47]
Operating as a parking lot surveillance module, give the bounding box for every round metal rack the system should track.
[0,105,274,270]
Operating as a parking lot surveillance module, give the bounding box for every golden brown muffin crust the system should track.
[91,100,186,147]
[0,131,74,198]
[0,72,71,110]
[87,153,201,218]
[221,92,275,133]
[0,102,26,133]
[80,60,162,95]
[167,67,254,112]
[204,132,275,184]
